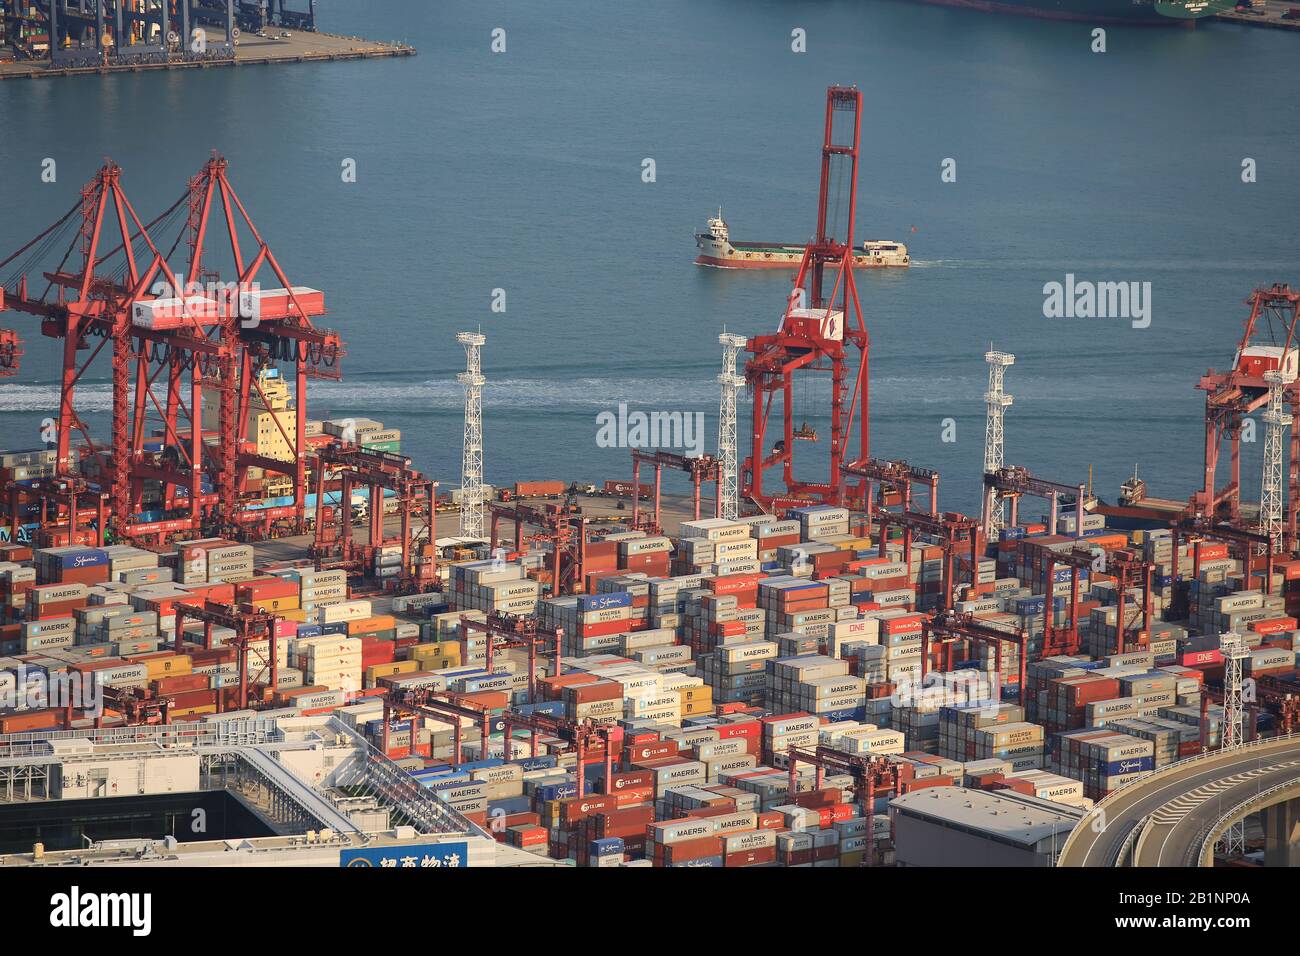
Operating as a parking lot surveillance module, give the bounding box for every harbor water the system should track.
[2,0,1299,514]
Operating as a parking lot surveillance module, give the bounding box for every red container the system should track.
[237,577,298,601]
[659,835,723,865]
[563,680,624,705]
[625,740,678,763]
[153,673,210,694]
[558,794,618,826]
[724,846,776,867]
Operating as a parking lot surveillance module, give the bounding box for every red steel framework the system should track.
[173,598,283,711]
[1193,283,1300,544]
[842,457,939,521]
[488,500,589,595]
[872,508,984,612]
[784,745,914,867]
[458,611,564,704]
[0,286,21,375]
[742,86,870,511]
[0,156,344,545]
[309,443,438,591]
[920,610,1029,695]
[629,449,721,533]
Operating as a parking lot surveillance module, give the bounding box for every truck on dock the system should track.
[498,481,567,501]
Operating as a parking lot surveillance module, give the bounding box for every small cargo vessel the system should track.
[897,0,1233,24]
[694,212,909,270]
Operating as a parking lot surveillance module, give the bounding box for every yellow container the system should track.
[171,704,217,718]
[365,660,420,687]
[409,641,461,663]
[143,654,192,679]
[252,595,300,613]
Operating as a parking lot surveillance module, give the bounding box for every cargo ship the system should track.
[694,212,909,270]
[898,0,1234,23]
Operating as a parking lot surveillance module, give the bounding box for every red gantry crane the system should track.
[842,457,939,520]
[629,449,721,533]
[0,156,345,545]
[742,86,871,512]
[0,288,21,376]
[1193,284,1300,540]
[309,443,438,592]
[488,500,589,595]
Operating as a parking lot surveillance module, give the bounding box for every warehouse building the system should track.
[890,786,1084,867]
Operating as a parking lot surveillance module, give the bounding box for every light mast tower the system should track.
[718,332,747,520]
[983,348,1015,537]
[457,331,486,540]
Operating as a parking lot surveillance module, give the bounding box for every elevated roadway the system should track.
[1057,734,1300,867]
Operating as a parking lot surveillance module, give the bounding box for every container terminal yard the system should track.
[0,1,414,79]
[2,59,1300,888]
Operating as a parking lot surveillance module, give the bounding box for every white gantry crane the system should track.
[983,348,1015,537]
[457,330,487,540]
[717,332,747,521]
[1259,369,1287,552]
[1218,630,1251,856]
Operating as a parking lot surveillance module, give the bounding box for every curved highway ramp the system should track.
[1057,734,1300,867]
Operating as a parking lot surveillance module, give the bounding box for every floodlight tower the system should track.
[983,348,1015,537]
[1218,630,1251,857]
[1260,370,1288,552]
[718,332,747,520]
[457,331,487,540]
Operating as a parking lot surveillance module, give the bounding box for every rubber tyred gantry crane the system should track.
[629,449,721,533]
[742,86,870,512]
[0,156,345,544]
[309,443,438,591]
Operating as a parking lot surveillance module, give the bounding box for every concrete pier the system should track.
[0,30,414,81]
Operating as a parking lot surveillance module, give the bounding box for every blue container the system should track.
[53,548,109,569]
[320,622,349,636]
[296,624,323,639]
[591,837,624,857]
[488,795,532,816]
[577,591,632,612]
[458,758,504,772]
[820,706,867,723]
[535,782,578,802]
[669,856,723,867]
[515,754,558,771]
[1050,567,1088,584]
[1000,527,1027,541]
[1100,756,1154,776]
[515,700,566,718]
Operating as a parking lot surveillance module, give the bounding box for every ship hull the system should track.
[899,0,1232,24]
[695,239,908,270]
[695,252,904,270]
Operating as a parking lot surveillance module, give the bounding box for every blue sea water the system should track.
[1,0,1298,516]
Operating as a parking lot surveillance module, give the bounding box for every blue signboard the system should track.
[340,841,469,868]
